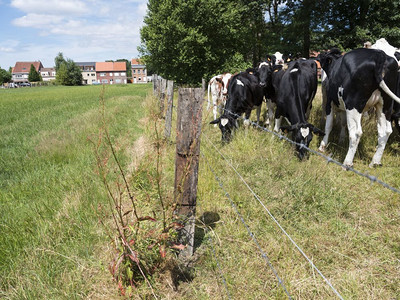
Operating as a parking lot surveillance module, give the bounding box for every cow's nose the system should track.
[259,82,266,87]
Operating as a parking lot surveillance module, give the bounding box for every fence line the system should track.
[203,134,344,299]
[201,151,293,299]
[221,108,400,195]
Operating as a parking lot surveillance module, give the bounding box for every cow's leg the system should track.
[343,109,363,167]
[370,107,392,167]
[244,110,251,127]
[212,94,219,126]
[266,99,275,129]
[254,105,261,124]
[338,110,347,144]
[319,111,334,152]
[273,116,282,132]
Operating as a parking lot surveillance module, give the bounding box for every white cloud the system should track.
[12,13,63,28]
[3,0,149,68]
[11,0,88,15]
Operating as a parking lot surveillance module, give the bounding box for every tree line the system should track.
[139,0,400,85]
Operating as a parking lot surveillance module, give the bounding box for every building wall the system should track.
[82,71,97,84]
[132,67,147,83]
[96,71,127,84]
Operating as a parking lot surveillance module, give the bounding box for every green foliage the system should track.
[140,0,253,84]
[28,64,41,82]
[140,0,400,84]
[55,53,83,86]
[0,67,11,84]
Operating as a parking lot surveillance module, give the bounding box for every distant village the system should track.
[7,58,148,87]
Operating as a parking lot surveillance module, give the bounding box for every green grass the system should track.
[144,86,400,299]
[2,83,400,299]
[0,84,150,299]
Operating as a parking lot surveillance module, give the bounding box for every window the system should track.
[91,73,95,76]
[101,79,108,83]
[110,73,113,76]
[132,70,136,74]
[116,79,121,83]
[114,73,119,76]
[100,73,106,77]
[121,72,126,76]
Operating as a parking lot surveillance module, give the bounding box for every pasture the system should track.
[1,83,400,299]
[0,84,149,299]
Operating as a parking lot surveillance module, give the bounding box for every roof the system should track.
[132,64,146,68]
[13,61,43,73]
[40,67,55,72]
[75,62,96,67]
[131,58,142,65]
[95,62,126,72]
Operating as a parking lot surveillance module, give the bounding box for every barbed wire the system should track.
[201,151,293,299]
[219,107,400,195]
[203,134,344,300]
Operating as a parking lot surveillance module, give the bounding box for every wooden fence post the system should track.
[152,74,158,96]
[159,78,167,118]
[174,88,204,257]
[164,80,174,139]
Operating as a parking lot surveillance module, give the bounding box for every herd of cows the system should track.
[208,38,400,168]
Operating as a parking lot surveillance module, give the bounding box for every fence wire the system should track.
[203,134,344,300]
[221,107,400,195]
[201,151,293,299]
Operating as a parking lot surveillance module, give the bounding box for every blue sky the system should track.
[0,0,148,69]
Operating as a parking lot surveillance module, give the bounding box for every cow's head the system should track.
[210,115,237,143]
[255,61,273,88]
[281,123,324,160]
[319,49,342,76]
[273,52,284,65]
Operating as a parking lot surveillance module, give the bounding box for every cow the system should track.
[210,62,273,142]
[318,48,400,168]
[273,59,324,159]
[207,73,232,123]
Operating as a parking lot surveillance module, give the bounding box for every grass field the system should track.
[147,86,400,299]
[0,84,150,299]
[1,83,400,299]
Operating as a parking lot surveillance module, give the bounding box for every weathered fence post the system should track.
[159,78,167,118]
[164,80,174,139]
[174,88,204,257]
[152,74,158,96]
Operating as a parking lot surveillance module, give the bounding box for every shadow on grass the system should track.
[194,211,220,251]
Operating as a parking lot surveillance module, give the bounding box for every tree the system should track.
[54,53,83,86]
[139,0,256,84]
[28,64,41,82]
[0,67,11,85]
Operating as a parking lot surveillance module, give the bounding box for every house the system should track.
[76,62,96,85]
[131,58,147,83]
[40,68,56,82]
[12,61,43,83]
[95,62,127,84]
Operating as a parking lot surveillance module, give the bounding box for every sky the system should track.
[0,0,148,69]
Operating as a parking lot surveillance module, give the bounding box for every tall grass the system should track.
[147,85,400,299]
[0,84,150,299]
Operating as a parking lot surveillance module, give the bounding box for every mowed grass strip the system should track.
[0,84,150,299]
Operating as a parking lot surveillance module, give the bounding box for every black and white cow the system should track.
[207,73,233,122]
[210,62,273,142]
[318,48,400,167]
[273,59,324,159]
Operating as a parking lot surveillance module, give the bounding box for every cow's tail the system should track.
[379,80,400,104]
[207,81,211,109]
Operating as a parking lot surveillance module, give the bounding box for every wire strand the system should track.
[201,151,293,299]
[203,134,344,300]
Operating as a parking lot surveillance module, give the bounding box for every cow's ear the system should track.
[309,124,325,136]
[273,65,282,72]
[210,118,221,125]
[215,77,223,83]
[280,125,295,133]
